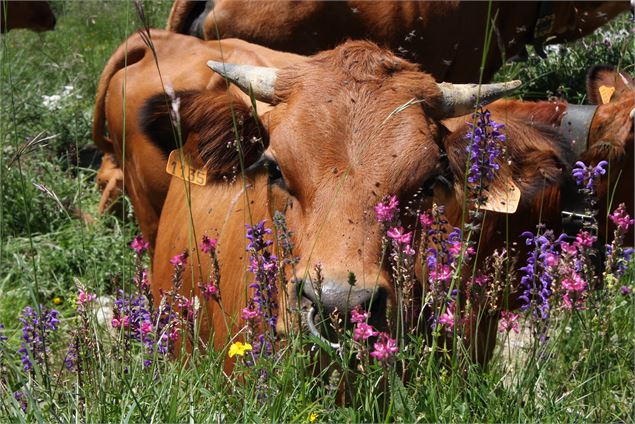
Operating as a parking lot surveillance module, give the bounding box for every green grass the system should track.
[0,1,633,422]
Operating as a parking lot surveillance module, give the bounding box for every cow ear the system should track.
[441,120,572,214]
[141,91,268,179]
[586,65,634,105]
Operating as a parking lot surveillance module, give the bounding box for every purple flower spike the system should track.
[18,306,60,372]
[465,109,506,188]
[572,160,608,190]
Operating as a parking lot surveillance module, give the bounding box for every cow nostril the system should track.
[301,279,388,330]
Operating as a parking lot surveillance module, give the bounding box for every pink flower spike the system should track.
[140,321,153,335]
[350,306,369,324]
[387,227,412,245]
[111,318,121,329]
[374,195,399,223]
[241,306,259,320]
[437,303,455,329]
[370,333,398,362]
[420,212,434,229]
[403,244,416,256]
[353,322,378,341]
[448,242,462,257]
[562,274,587,292]
[498,311,520,333]
[130,235,150,255]
[609,204,634,232]
[77,290,96,305]
[561,242,577,255]
[575,231,596,248]
[170,251,188,268]
[474,274,489,287]
[430,265,452,283]
[200,235,218,254]
[544,253,558,267]
[168,327,180,341]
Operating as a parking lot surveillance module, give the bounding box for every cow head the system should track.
[584,65,634,244]
[203,41,524,335]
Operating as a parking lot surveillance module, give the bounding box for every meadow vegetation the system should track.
[0,1,633,421]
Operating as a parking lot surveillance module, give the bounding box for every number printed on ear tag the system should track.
[481,181,521,214]
[166,149,208,186]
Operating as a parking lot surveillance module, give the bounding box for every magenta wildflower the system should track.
[498,311,520,333]
[130,235,150,255]
[77,290,96,305]
[621,286,632,295]
[353,322,379,342]
[387,226,412,245]
[200,235,218,254]
[140,321,153,335]
[561,274,587,292]
[170,251,188,268]
[420,211,434,228]
[134,269,150,290]
[241,305,259,321]
[430,265,452,283]
[374,195,399,223]
[544,253,559,267]
[350,306,369,324]
[609,204,634,231]
[561,241,577,255]
[437,303,455,330]
[370,332,398,362]
[402,244,416,256]
[575,231,596,248]
[474,274,489,287]
[199,281,219,300]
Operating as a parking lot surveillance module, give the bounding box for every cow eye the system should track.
[264,157,284,185]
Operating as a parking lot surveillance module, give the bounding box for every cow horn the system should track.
[437,80,522,117]
[207,61,278,102]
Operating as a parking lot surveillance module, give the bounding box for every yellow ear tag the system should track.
[598,85,615,105]
[480,181,521,214]
[166,149,207,186]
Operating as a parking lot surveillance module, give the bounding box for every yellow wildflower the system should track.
[53,297,62,305]
[228,341,253,358]
[309,412,318,423]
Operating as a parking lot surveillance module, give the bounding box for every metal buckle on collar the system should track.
[561,209,594,239]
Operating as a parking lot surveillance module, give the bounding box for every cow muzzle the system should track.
[299,279,389,346]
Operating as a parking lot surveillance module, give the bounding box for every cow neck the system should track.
[558,102,600,249]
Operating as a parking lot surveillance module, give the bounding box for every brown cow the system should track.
[149,41,574,362]
[435,66,633,361]
[441,65,634,246]
[93,29,303,248]
[167,0,630,83]
[0,1,55,33]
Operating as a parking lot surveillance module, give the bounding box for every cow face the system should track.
[207,41,519,333]
[263,46,446,329]
[584,65,634,244]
